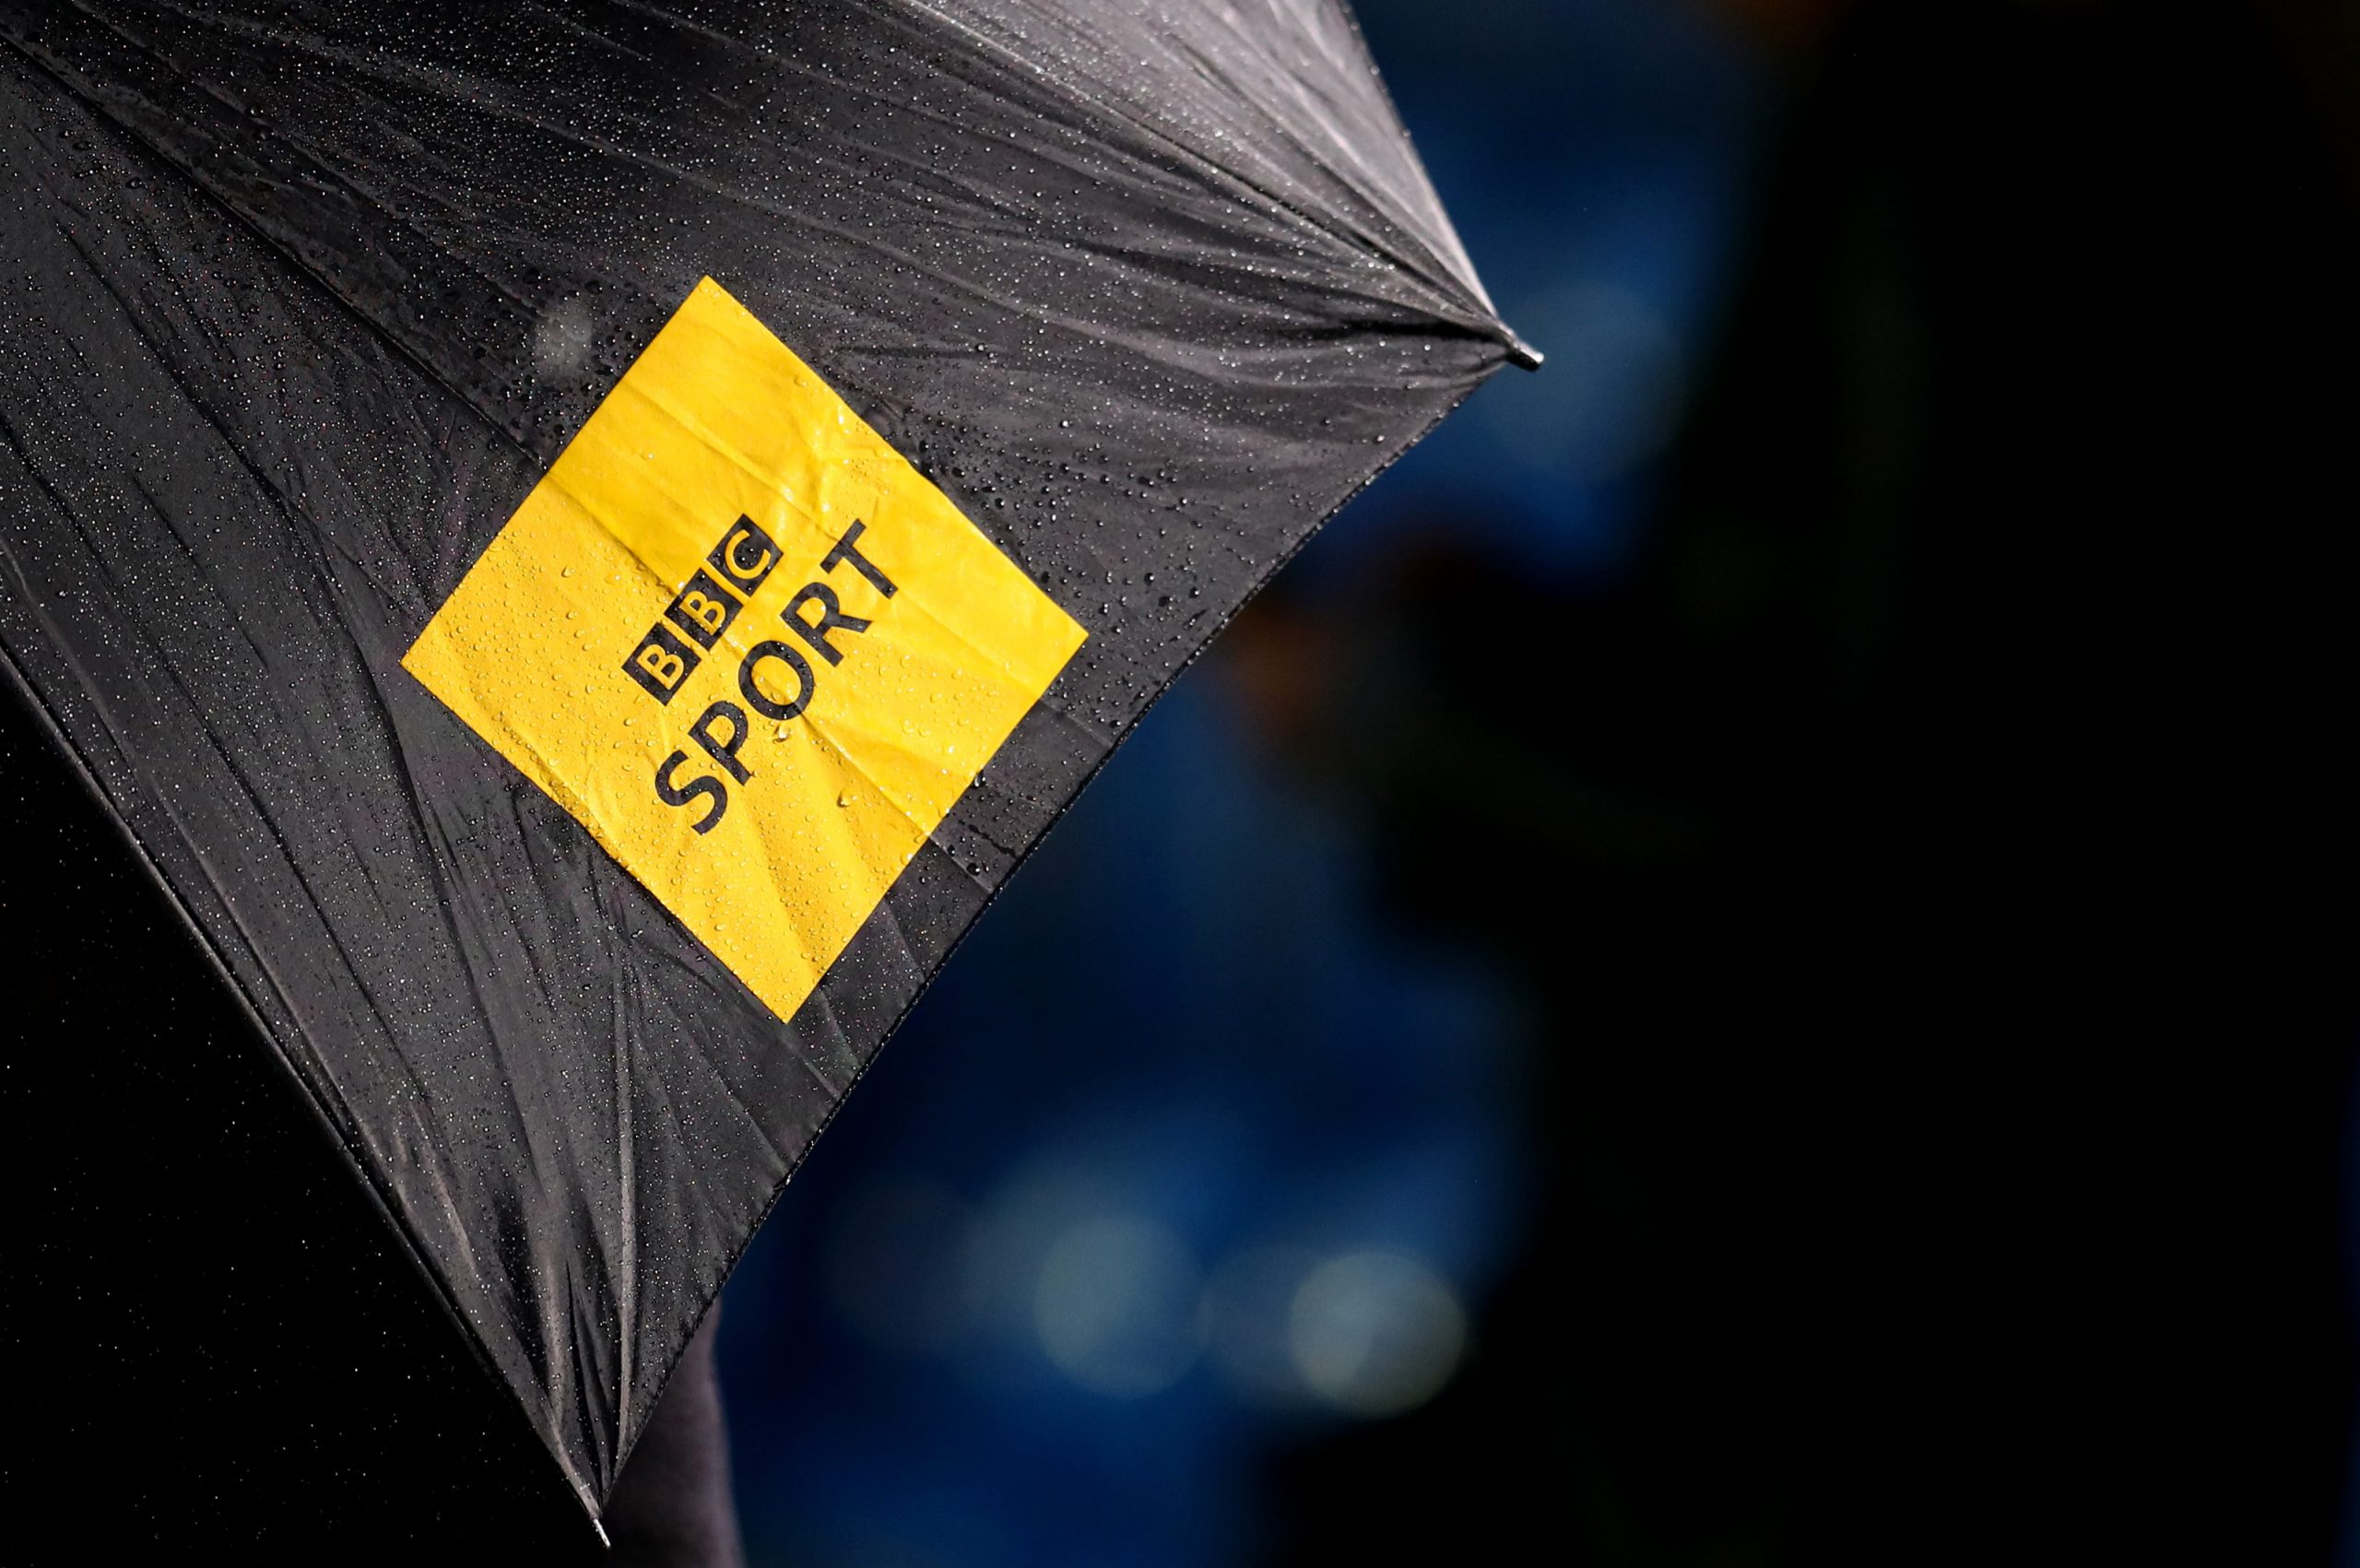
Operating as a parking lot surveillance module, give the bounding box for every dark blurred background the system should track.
[711,1,2360,1565]
[6,1,2354,1562]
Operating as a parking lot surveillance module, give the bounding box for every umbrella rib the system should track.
[872,0,1511,346]
[5,18,549,463]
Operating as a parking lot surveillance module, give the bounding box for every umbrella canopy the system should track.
[0,0,1528,1519]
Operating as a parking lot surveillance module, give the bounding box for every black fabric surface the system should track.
[0,0,1519,1521]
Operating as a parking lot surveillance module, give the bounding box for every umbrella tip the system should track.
[1502,328,1544,372]
[574,1480,612,1548]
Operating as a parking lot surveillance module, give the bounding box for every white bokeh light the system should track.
[1032,1215,1205,1398]
[1287,1250,1467,1418]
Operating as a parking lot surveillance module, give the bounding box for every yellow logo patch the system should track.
[404,278,1086,1024]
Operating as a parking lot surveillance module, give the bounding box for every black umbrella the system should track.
[0,0,1528,1529]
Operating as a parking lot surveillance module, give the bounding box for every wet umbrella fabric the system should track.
[0,0,1525,1518]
